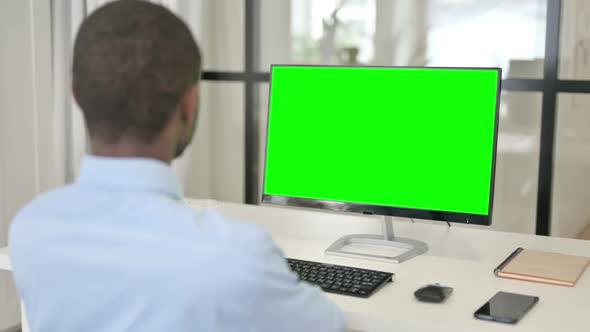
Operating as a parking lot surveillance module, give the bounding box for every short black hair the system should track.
[73,0,201,142]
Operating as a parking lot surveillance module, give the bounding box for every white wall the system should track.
[0,0,56,328]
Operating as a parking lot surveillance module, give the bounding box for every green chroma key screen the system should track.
[263,65,500,217]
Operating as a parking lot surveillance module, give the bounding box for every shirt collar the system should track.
[77,155,183,200]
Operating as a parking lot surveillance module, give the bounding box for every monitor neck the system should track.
[382,216,395,241]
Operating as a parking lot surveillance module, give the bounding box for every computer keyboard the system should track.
[287,258,394,298]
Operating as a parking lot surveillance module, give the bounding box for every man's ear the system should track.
[179,83,199,124]
[71,81,81,107]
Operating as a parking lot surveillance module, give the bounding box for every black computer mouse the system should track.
[414,284,453,303]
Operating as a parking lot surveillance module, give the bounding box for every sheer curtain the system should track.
[1,1,54,329]
[51,0,240,198]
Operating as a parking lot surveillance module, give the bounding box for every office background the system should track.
[1,0,590,330]
[187,0,590,240]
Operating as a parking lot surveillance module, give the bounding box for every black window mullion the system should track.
[502,79,545,91]
[201,71,269,82]
[244,0,260,205]
[536,0,562,236]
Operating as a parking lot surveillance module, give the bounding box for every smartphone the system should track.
[474,291,539,324]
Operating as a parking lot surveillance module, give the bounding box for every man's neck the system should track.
[90,138,174,164]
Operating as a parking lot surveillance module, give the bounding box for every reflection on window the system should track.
[428,0,545,75]
[291,0,376,65]
[553,94,590,239]
[484,91,540,235]
[559,0,590,80]
[289,0,546,78]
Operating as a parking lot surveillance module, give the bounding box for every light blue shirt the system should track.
[9,156,345,332]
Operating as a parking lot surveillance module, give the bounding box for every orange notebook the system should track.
[494,247,590,287]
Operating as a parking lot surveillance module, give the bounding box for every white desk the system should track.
[2,199,590,332]
[192,199,590,332]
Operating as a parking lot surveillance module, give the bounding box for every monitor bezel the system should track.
[261,64,502,226]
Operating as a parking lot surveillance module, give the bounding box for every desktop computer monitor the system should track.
[262,65,501,263]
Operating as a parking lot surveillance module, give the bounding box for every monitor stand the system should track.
[325,216,428,263]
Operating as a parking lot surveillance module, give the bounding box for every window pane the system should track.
[93,1,245,71]
[179,82,244,203]
[559,0,590,79]
[260,0,547,78]
[552,93,590,239]
[178,0,244,71]
[259,83,270,197]
[258,81,542,234]
[491,92,542,234]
